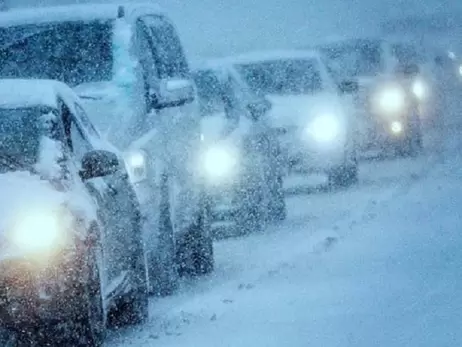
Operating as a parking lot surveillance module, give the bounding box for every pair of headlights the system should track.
[372,78,429,116]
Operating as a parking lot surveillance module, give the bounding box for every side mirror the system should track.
[247,98,272,121]
[338,80,359,94]
[151,78,195,110]
[80,150,120,180]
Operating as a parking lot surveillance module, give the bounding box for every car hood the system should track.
[264,93,347,129]
[0,171,97,260]
[200,112,251,146]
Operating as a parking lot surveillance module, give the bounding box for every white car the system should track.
[317,38,428,156]
[0,3,213,297]
[209,50,360,187]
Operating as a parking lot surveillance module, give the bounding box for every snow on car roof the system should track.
[0,2,164,28]
[203,50,322,68]
[0,79,80,109]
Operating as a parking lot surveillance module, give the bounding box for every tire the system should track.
[192,196,214,275]
[328,161,359,188]
[267,174,287,222]
[61,250,105,346]
[148,173,178,296]
[108,217,149,327]
[177,192,214,276]
[398,115,423,158]
[75,251,106,346]
[234,176,266,235]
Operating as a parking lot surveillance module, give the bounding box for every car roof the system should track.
[0,2,165,28]
[196,49,322,69]
[316,37,385,49]
[0,79,80,109]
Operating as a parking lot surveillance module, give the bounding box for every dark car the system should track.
[0,79,148,346]
[193,64,286,236]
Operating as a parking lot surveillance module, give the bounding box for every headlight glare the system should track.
[412,79,428,100]
[373,86,406,116]
[125,149,147,183]
[305,114,342,144]
[9,208,71,254]
[202,145,239,182]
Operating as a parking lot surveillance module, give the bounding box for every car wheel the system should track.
[148,173,179,296]
[267,174,287,222]
[398,116,423,157]
[328,160,358,188]
[108,223,149,326]
[177,192,214,276]
[193,195,214,275]
[234,176,266,235]
[63,250,106,346]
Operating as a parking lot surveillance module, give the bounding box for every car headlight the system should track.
[202,145,239,183]
[125,149,147,183]
[372,85,407,116]
[8,207,72,255]
[390,121,403,134]
[305,114,342,144]
[411,79,428,100]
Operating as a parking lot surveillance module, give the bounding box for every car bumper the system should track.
[0,253,84,328]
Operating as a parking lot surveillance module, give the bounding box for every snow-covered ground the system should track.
[102,91,462,346]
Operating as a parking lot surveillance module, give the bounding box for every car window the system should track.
[142,15,189,78]
[135,19,160,82]
[74,103,100,139]
[68,109,93,164]
[237,58,324,95]
[391,43,425,65]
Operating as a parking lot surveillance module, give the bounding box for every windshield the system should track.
[0,107,49,172]
[0,20,113,86]
[193,69,234,115]
[321,40,384,77]
[237,58,323,95]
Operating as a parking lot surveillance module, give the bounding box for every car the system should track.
[0,2,214,297]
[316,38,431,156]
[192,63,286,235]
[208,50,360,188]
[0,78,148,346]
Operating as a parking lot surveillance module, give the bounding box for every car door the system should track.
[141,14,202,234]
[66,102,131,297]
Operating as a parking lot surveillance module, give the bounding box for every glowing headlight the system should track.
[126,150,146,169]
[390,121,403,134]
[202,145,239,181]
[9,208,70,254]
[373,86,406,116]
[305,114,342,144]
[412,79,428,100]
[125,150,147,183]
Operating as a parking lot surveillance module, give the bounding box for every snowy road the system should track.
[104,94,461,347]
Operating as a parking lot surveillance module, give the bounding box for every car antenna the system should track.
[117,5,125,18]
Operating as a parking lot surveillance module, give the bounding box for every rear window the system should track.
[237,58,323,95]
[0,20,113,86]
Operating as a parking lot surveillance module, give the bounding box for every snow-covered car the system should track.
[0,79,148,346]
[317,38,426,156]
[0,2,214,297]
[192,63,286,235]
[211,50,360,187]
